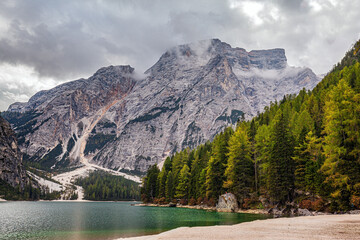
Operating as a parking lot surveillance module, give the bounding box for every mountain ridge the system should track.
[3,39,320,173]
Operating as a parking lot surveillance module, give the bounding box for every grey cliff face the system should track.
[0,116,28,189]
[4,39,320,173]
[5,65,136,169]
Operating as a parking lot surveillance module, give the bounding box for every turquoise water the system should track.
[0,201,268,240]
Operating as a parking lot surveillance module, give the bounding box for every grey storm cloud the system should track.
[0,0,360,110]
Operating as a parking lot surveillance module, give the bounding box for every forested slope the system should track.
[75,171,140,201]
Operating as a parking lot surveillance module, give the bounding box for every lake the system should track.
[0,201,268,240]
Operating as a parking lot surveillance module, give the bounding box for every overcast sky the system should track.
[0,0,359,111]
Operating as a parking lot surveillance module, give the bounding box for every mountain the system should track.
[139,39,360,211]
[0,116,28,189]
[3,39,320,173]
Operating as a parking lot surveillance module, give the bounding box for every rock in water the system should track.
[3,39,320,173]
[0,116,28,189]
[217,193,238,212]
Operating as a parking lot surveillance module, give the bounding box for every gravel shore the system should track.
[117,214,360,240]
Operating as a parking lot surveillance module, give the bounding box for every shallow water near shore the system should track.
[0,201,268,240]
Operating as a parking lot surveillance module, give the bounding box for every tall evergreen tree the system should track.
[157,169,167,198]
[224,126,254,205]
[254,124,271,190]
[198,169,207,199]
[175,165,190,199]
[249,119,259,193]
[143,165,160,201]
[165,170,174,201]
[293,131,323,193]
[172,149,189,188]
[307,94,322,137]
[267,112,295,203]
[189,145,210,199]
[163,156,172,172]
[205,127,233,200]
[293,109,314,142]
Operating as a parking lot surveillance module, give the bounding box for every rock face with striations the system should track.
[0,116,28,189]
[3,39,320,173]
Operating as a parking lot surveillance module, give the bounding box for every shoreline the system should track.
[135,203,360,216]
[116,214,360,240]
[0,199,139,203]
[135,203,219,212]
[48,199,139,203]
[135,203,282,215]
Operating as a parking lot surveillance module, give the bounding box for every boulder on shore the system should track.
[217,193,238,212]
[297,208,314,216]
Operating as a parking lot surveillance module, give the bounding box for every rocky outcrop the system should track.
[3,39,320,173]
[297,208,314,216]
[3,65,136,170]
[267,204,318,217]
[217,193,238,212]
[0,116,28,189]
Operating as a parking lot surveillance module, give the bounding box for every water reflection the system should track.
[0,202,268,240]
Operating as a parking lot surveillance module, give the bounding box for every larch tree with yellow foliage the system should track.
[224,126,254,206]
[322,79,360,210]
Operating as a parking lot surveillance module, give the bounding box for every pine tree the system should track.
[175,165,190,199]
[189,144,210,199]
[198,169,207,199]
[249,119,258,193]
[267,112,295,203]
[172,149,188,188]
[205,127,233,200]
[144,165,160,201]
[254,124,271,190]
[293,110,314,142]
[157,169,167,198]
[307,95,322,137]
[163,156,172,172]
[165,170,174,201]
[293,131,323,193]
[224,126,254,205]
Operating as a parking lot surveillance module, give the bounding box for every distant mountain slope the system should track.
[3,39,319,173]
[0,116,28,189]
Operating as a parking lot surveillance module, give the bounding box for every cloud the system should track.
[0,63,57,110]
[0,0,359,110]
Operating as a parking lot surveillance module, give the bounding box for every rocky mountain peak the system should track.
[7,65,136,113]
[147,39,288,78]
[94,65,135,77]
[248,48,287,70]
[3,39,320,173]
